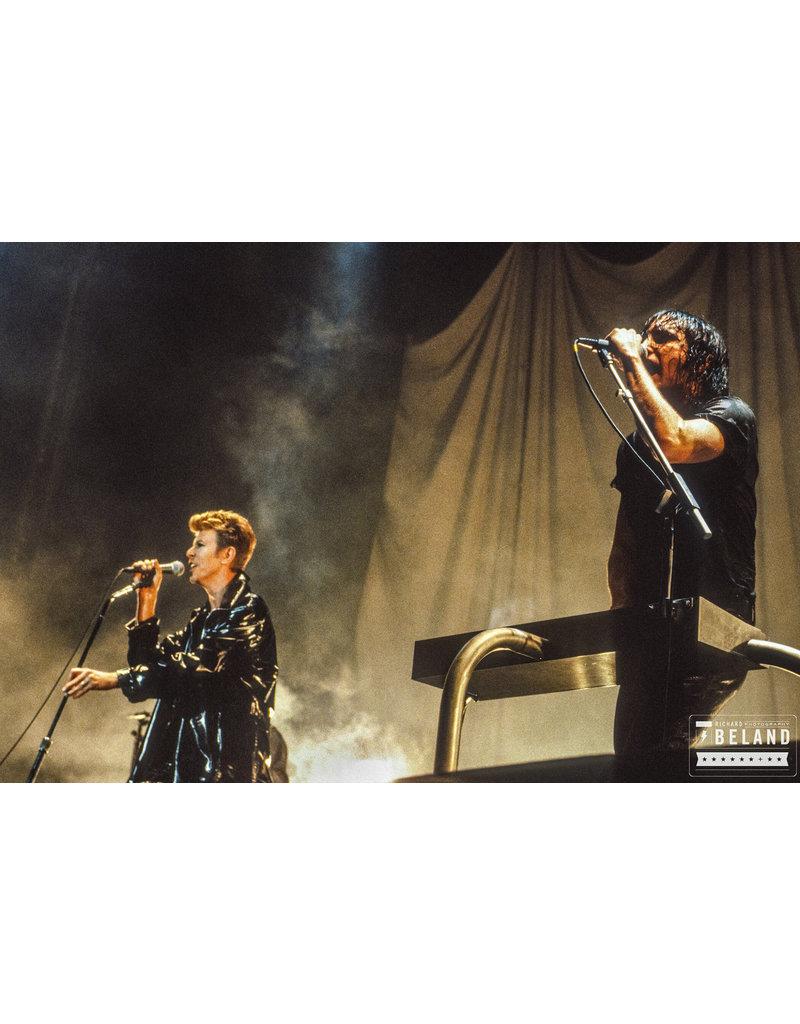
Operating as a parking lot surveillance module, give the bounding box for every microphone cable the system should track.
[572,343,668,490]
[0,568,126,774]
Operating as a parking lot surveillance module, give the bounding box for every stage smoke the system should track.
[215,305,411,780]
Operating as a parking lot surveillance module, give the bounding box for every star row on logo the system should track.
[696,752,787,765]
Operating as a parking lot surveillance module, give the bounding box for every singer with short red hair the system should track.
[64,509,285,782]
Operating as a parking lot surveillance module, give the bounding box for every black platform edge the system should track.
[396,747,800,783]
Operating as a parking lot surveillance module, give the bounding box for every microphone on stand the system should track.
[574,337,649,360]
[111,561,185,602]
[122,560,185,577]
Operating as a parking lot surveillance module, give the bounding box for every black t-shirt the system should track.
[612,395,758,622]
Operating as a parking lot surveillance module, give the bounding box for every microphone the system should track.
[122,560,185,577]
[574,337,648,360]
[110,560,185,603]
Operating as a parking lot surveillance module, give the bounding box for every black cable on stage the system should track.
[0,569,125,773]
[572,345,668,490]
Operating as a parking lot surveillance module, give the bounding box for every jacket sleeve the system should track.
[117,602,270,704]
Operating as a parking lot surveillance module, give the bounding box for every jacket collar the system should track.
[221,571,249,609]
[196,572,250,617]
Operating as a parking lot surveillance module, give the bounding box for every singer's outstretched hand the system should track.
[63,668,118,699]
[131,558,163,621]
[605,327,644,363]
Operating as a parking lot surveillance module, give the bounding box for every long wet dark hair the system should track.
[643,308,729,407]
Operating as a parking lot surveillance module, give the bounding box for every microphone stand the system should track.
[26,576,143,783]
[128,711,152,777]
[596,349,712,544]
[594,348,712,749]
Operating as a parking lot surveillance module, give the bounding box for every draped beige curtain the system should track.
[356,243,800,773]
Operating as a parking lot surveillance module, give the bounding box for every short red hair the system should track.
[188,510,257,571]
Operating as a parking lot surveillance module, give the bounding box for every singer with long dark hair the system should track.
[605,310,758,771]
[63,509,284,782]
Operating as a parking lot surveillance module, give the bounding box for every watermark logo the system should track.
[690,714,796,778]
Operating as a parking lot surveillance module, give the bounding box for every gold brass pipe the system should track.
[434,627,543,773]
[742,639,800,677]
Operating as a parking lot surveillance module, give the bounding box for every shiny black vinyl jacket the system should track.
[118,573,278,782]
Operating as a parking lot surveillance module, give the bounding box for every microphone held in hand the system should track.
[110,560,185,603]
[122,560,185,577]
[573,337,648,360]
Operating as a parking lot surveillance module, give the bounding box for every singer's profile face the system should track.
[643,325,687,391]
[186,529,228,586]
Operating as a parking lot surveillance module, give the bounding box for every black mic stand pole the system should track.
[26,577,142,783]
[596,349,712,544]
[595,348,712,748]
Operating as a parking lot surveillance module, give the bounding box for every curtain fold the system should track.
[356,243,800,772]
